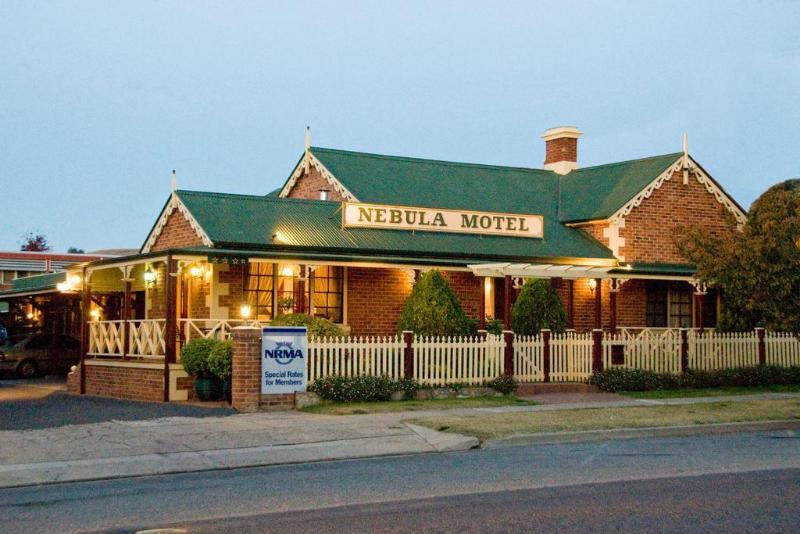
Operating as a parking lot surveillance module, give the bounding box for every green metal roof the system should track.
[309,147,683,224]
[559,152,683,222]
[175,190,615,263]
[0,271,65,298]
[609,262,696,277]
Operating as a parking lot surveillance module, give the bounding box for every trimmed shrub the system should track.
[486,374,518,395]
[308,375,402,403]
[397,270,471,336]
[180,338,220,378]
[511,279,567,335]
[590,365,800,392]
[271,313,347,338]
[207,340,233,382]
[395,378,422,400]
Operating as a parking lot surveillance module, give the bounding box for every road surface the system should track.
[2,429,798,532]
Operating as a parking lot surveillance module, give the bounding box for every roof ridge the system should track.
[311,146,556,175]
[177,189,337,206]
[572,152,683,173]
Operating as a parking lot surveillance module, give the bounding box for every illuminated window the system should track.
[244,263,275,321]
[309,266,344,323]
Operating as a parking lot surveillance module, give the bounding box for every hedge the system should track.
[590,365,800,392]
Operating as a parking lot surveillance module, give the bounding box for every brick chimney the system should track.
[542,126,583,175]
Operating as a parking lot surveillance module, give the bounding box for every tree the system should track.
[19,232,50,251]
[511,279,568,335]
[397,270,471,336]
[67,247,85,254]
[677,179,800,332]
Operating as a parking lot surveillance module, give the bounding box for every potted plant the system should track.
[208,340,233,402]
[181,338,222,401]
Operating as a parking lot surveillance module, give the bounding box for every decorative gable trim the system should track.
[140,193,214,254]
[608,156,746,226]
[279,151,359,201]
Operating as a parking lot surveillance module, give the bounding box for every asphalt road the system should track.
[0,378,233,430]
[2,430,799,533]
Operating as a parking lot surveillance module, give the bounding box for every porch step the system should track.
[515,382,600,396]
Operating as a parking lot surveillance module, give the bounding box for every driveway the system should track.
[0,377,234,431]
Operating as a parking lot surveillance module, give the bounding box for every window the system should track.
[244,263,275,321]
[645,282,667,327]
[309,266,344,323]
[276,264,296,314]
[668,283,693,328]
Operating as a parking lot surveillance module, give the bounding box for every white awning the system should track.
[467,262,616,279]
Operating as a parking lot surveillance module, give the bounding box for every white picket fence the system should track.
[687,330,760,370]
[551,331,594,382]
[604,329,682,374]
[765,332,800,367]
[514,335,544,382]
[307,336,405,383]
[413,335,505,386]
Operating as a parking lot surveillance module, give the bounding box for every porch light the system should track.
[189,265,203,279]
[280,265,296,278]
[89,309,100,321]
[240,304,252,319]
[68,274,82,286]
[56,281,70,292]
[143,267,156,284]
[26,312,34,320]
[587,278,597,291]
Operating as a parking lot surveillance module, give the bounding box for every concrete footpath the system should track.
[2,391,799,489]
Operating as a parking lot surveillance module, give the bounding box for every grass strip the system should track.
[622,384,800,399]
[301,395,533,415]
[408,399,800,440]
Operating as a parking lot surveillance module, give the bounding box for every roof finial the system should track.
[171,170,177,192]
[681,134,690,185]
[682,133,688,157]
[305,126,311,151]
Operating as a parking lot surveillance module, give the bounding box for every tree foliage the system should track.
[677,179,800,331]
[67,247,85,254]
[397,270,471,336]
[271,313,347,338]
[510,279,567,335]
[20,232,50,251]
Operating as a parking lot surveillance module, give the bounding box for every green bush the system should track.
[180,338,220,378]
[207,340,233,381]
[397,270,471,336]
[395,377,422,400]
[271,313,347,338]
[308,375,406,403]
[511,279,567,335]
[590,365,800,392]
[486,374,518,395]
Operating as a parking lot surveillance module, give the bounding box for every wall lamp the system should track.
[587,278,598,292]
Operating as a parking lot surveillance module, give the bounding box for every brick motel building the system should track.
[0,126,747,402]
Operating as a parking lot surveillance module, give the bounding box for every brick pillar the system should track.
[232,326,262,412]
[594,278,602,330]
[591,328,603,373]
[503,275,512,330]
[79,266,90,395]
[403,331,414,380]
[503,330,514,376]
[756,327,766,365]
[695,292,705,332]
[680,328,689,374]
[609,280,618,335]
[163,256,177,403]
[567,279,574,329]
[478,276,486,330]
[542,329,551,383]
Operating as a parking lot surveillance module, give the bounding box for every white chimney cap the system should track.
[542,126,583,141]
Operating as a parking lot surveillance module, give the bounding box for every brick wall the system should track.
[347,267,413,335]
[218,264,244,317]
[579,171,735,264]
[554,278,649,331]
[187,276,210,318]
[147,263,167,319]
[231,327,261,412]
[83,363,164,402]
[286,166,344,201]
[151,209,205,251]
[442,271,482,320]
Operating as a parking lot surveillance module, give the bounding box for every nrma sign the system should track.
[264,341,304,365]
[262,326,308,394]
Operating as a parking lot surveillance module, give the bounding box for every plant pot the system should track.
[222,379,232,402]
[194,377,222,401]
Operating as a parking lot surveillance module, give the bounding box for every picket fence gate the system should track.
[603,329,682,374]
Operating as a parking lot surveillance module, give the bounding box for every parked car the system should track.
[0,334,81,378]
